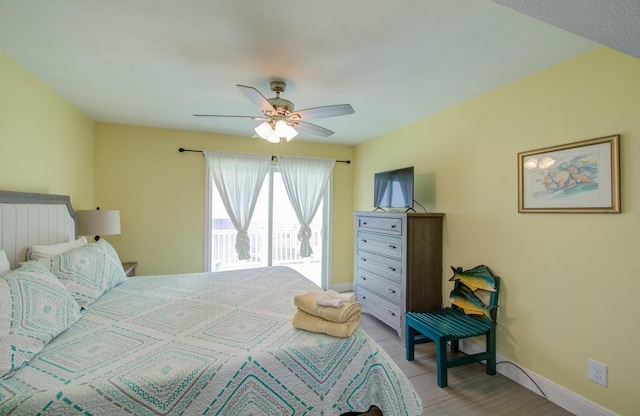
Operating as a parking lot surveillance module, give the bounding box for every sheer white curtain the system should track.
[374,173,390,208]
[396,169,413,206]
[204,151,271,263]
[279,156,335,257]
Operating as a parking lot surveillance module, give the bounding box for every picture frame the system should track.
[518,135,620,213]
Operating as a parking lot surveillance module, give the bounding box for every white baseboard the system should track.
[459,339,618,416]
[331,282,353,293]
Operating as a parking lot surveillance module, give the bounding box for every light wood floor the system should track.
[359,313,574,416]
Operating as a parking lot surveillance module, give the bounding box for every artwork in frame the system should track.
[518,135,620,213]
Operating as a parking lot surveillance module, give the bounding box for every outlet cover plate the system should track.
[588,359,607,387]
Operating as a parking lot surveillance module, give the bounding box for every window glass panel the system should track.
[210,168,323,287]
[271,171,322,286]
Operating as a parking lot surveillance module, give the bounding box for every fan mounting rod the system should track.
[268,81,294,113]
[270,81,286,95]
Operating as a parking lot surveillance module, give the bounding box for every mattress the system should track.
[0,266,422,415]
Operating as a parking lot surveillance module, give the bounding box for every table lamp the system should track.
[77,207,121,241]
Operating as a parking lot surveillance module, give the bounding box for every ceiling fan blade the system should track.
[291,120,334,137]
[237,84,276,114]
[290,104,354,120]
[193,114,266,120]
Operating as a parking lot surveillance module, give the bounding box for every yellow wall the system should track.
[3,43,637,414]
[94,123,354,278]
[0,50,94,208]
[354,47,639,415]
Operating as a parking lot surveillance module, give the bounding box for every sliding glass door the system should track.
[209,166,330,288]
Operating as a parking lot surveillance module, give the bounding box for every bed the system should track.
[0,191,422,415]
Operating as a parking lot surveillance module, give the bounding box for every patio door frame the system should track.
[205,163,332,290]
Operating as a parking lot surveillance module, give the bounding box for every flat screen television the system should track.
[373,166,414,209]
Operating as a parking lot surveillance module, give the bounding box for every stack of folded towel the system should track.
[292,290,361,338]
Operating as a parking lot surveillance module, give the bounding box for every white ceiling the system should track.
[0,1,636,145]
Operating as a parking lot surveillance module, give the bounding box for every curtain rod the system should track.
[178,148,351,164]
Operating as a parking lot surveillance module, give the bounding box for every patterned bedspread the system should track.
[0,266,422,415]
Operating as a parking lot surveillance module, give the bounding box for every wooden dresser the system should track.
[354,211,444,339]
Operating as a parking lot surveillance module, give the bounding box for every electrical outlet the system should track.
[588,359,607,387]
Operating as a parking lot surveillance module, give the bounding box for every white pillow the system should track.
[28,237,88,260]
[0,250,9,274]
[38,238,127,309]
[0,261,82,379]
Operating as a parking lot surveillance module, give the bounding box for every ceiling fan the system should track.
[194,81,354,143]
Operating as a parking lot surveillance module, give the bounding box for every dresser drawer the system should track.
[354,211,444,341]
[356,250,402,283]
[356,231,403,260]
[357,216,403,236]
[357,286,401,332]
[356,269,402,305]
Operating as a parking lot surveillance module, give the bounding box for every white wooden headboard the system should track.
[0,191,78,269]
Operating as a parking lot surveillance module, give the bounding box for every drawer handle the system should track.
[362,221,368,225]
[388,245,397,249]
[361,258,367,262]
[387,288,396,294]
[361,295,366,300]
[388,266,396,272]
[360,276,366,280]
[390,224,397,229]
[361,239,367,243]
[387,310,395,316]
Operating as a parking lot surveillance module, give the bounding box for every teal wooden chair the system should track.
[405,275,500,387]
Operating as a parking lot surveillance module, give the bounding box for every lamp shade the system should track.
[254,122,279,143]
[275,120,298,141]
[255,120,298,143]
[77,209,121,237]
[254,121,272,139]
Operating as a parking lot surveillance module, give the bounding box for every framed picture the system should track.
[518,135,620,213]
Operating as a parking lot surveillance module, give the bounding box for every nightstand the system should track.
[122,262,138,277]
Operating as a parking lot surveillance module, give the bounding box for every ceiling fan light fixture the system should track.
[195,82,353,140]
[266,132,281,143]
[255,121,281,143]
[275,120,298,141]
[274,120,289,136]
[284,127,298,141]
[255,121,275,141]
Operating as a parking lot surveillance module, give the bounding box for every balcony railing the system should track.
[211,228,321,270]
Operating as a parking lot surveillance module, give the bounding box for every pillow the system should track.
[38,239,127,309]
[28,237,88,260]
[0,250,9,274]
[0,261,82,379]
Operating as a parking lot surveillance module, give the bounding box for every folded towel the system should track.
[294,291,362,323]
[292,309,360,338]
[317,294,344,307]
[326,289,355,302]
[317,290,356,307]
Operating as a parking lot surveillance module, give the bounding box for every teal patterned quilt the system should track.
[0,266,422,415]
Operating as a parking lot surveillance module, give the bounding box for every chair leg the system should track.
[406,323,416,361]
[486,329,496,376]
[450,339,459,353]
[436,338,448,388]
